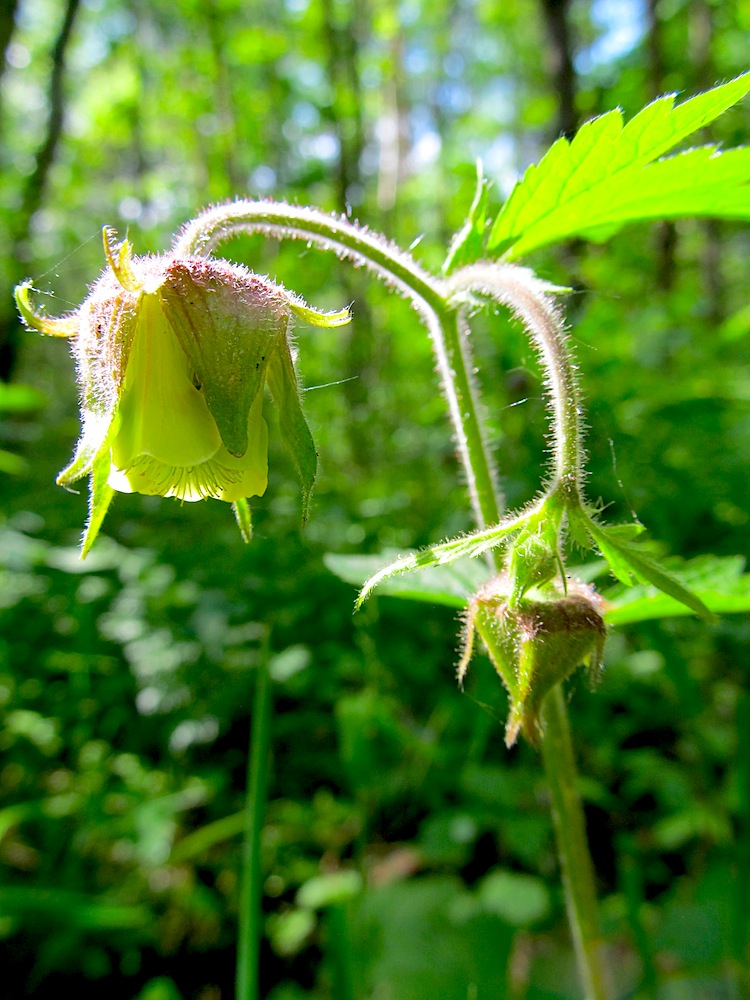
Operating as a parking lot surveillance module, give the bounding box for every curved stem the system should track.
[542,685,610,1000]
[446,266,606,994]
[175,200,442,306]
[179,200,604,997]
[434,304,502,532]
[445,263,583,495]
[175,201,502,531]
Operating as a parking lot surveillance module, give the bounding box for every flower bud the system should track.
[15,229,350,555]
[459,578,605,747]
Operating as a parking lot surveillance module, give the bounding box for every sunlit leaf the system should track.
[443,162,489,273]
[489,73,750,259]
[296,871,363,909]
[0,382,46,412]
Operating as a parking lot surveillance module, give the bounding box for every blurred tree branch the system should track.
[205,0,243,196]
[0,0,81,380]
[17,0,80,240]
[320,0,381,467]
[0,0,21,131]
[539,0,576,139]
[691,0,723,325]
[647,0,677,291]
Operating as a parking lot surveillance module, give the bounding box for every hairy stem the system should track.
[434,304,502,530]
[542,685,610,1000]
[445,263,583,495]
[445,266,605,994]
[179,200,603,997]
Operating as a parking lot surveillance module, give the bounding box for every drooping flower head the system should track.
[15,228,350,555]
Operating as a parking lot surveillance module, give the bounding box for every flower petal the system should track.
[160,259,290,458]
[111,292,222,472]
[212,391,268,502]
[109,395,268,502]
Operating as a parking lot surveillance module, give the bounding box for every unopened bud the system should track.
[460,578,605,747]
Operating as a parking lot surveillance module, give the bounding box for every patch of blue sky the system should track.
[576,0,647,74]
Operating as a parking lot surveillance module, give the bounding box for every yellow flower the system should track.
[15,228,350,554]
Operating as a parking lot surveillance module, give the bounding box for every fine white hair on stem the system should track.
[445,263,584,495]
[174,200,441,304]
[174,201,503,530]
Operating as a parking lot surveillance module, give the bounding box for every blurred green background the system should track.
[1,1,750,997]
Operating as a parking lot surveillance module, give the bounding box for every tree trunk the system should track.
[647,0,677,291]
[0,0,21,132]
[0,0,81,380]
[205,0,243,197]
[320,0,367,210]
[691,0,723,325]
[539,0,577,139]
[320,0,381,467]
[376,31,409,228]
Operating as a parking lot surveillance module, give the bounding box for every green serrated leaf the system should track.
[488,73,750,259]
[604,555,750,625]
[615,548,712,620]
[584,520,653,586]
[351,514,531,607]
[509,147,750,256]
[442,162,489,274]
[585,520,712,620]
[596,522,645,543]
[567,505,595,549]
[325,551,493,609]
